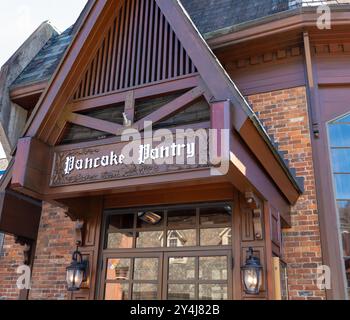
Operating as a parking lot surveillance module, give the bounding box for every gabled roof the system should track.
[11,27,74,88]
[11,0,292,89]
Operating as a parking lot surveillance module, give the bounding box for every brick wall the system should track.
[248,86,326,300]
[0,235,23,299]
[28,202,75,300]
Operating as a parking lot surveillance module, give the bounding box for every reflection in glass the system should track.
[167,208,196,228]
[107,232,133,249]
[199,284,227,300]
[105,283,129,300]
[136,231,164,248]
[169,257,195,280]
[329,124,350,147]
[134,258,159,281]
[107,259,131,280]
[133,283,158,300]
[338,201,350,257]
[199,256,227,280]
[200,206,231,225]
[168,284,195,300]
[200,228,232,246]
[137,211,164,229]
[345,258,350,289]
[108,214,134,230]
[334,175,350,199]
[167,230,196,247]
[331,149,350,173]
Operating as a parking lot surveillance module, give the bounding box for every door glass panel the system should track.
[133,283,158,300]
[105,283,129,300]
[167,208,196,228]
[134,258,159,280]
[200,228,232,246]
[106,259,131,280]
[169,257,195,280]
[199,284,228,300]
[136,231,164,248]
[200,206,231,225]
[199,256,228,280]
[167,230,196,247]
[168,284,195,300]
[107,232,133,249]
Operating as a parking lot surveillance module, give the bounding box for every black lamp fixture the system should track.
[66,248,88,291]
[241,247,263,295]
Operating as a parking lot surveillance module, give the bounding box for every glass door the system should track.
[163,251,232,300]
[102,252,163,300]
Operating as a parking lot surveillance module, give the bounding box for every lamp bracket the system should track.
[14,236,32,265]
[244,192,263,240]
[75,220,84,246]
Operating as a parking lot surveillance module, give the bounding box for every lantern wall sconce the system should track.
[66,248,89,291]
[241,247,263,295]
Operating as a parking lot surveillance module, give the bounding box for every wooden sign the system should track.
[50,134,210,187]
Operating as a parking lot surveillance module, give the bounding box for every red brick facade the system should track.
[248,86,326,300]
[0,235,23,299]
[28,203,75,300]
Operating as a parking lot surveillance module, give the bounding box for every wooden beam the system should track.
[70,74,200,113]
[135,85,205,131]
[66,112,123,135]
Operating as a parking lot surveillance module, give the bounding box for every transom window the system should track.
[328,113,350,298]
[105,204,233,250]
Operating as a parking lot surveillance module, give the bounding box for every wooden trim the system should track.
[135,86,205,131]
[10,81,47,101]
[66,112,123,135]
[207,11,350,49]
[70,74,200,113]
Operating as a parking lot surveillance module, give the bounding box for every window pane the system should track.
[329,124,350,147]
[137,211,164,229]
[134,258,159,280]
[108,214,134,230]
[169,256,195,281]
[168,284,195,300]
[199,256,227,280]
[107,232,133,249]
[339,201,350,257]
[334,175,350,199]
[167,208,196,228]
[200,228,232,246]
[106,259,131,280]
[136,231,164,248]
[200,205,231,226]
[105,283,129,300]
[132,283,158,300]
[199,284,227,300]
[331,149,350,173]
[345,258,350,289]
[166,230,196,247]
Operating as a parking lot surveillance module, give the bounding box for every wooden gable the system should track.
[8,0,302,206]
